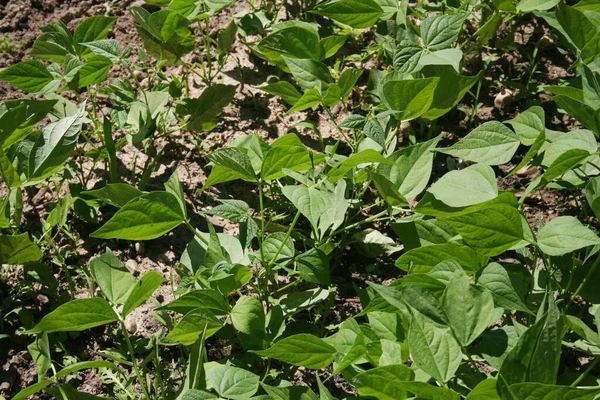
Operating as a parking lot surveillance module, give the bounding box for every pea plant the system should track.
[2,0,600,399]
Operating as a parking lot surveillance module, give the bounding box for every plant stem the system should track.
[184,220,209,245]
[119,316,152,400]
[565,254,600,314]
[267,210,301,267]
[571,356,600,387]
[324,106,353,150]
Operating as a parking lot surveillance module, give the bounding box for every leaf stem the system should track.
[118,314,152,400]
[184,220,209,245]
[565,254,600,314]
[571,356,600,387]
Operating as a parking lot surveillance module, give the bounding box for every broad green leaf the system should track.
[509,383,600,399]
[353,364,415,400]
[262,143,322,180]
[392,217,457,251]
[15,104,85,183]
[393,43,424,74]
[165,169,187,217]
[397,381,460,400]
[296,248,330,285]
[251,334,336,369]
[428,164,498,207]
[555,2,600,64]
[321,35,348,59]
[381,78,440,121]
[28,298,118,334]
[477,326,521,370]
[442,272,494,346]
[537,216,600,256]
[441,194,523,256]
[282,185,332,231]
[328,149,395,182]
[0,233,43,264]
[166,310,223,345]
[421,73,480,120]
[287,87,322,113]
[421,14,465,50]
[408,312,462,383]
[283,56,332,92]
[506,130,546,178]
[516,0,560,12]
[257,231,295,267]
[205,199,249,222]
[466,379,500,399]
[207,365,260,400]
[122,271,165,317]
[368,283,449,326]
[28,332,51,380]
[279,288,331,316]
[396,243,488,274]
[0,60,59,93]
[378,135,441,198]
[90,191,185,240]
[73,16,118,56]
[0,99,57,149]
[89,248,136,305]
[541,129,595,166]
[419,49,463,73]
[83,184,143,207]
[542,148,590,182]
[370,171,409,207]
[75,55,113,88]
[231,295,267,350]
[159,289,229,316]
[258,26,322,70]
[332,333,367,374]
[29,30,74,64]
[261,383,319,400]
[585,176,600,220]
[338,68,363,100]
[260,81,302,105]
[364,119,386,148]
[312,0,384,29]
[506,106,545,145]
[367,312,403,341]
[208,147,257,181]
[437,121,520,165]
[478,263,531,313]
[80,39,121,61]
[180,84,236,132]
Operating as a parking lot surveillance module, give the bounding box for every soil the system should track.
[0,0,590,398]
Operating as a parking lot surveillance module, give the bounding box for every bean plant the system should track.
[2,0,600,399]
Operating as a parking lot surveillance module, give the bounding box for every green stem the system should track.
[119,316,152,400]
[324,106,353,150]
[267,210,301,267]
[565,254,600,314]
[184,220,209,246]
[571,356,600,387]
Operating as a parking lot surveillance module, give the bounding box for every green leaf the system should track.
[208,147,257,181]
[83,184,143,207]
[370,171,409,207]
[206,199,249,222]
[419,49,463,73]
[261,383,319,400]
[478,263,531,313]
[55,360,123,378]
[353,364,415,400]
[0,60,59,93]
[516,0,560,12]
[537,216,600,256]
[262,143,322,180]
[542,148,590,182]
[287,87,322,113]
[441,194,523,256]
[166,310,223,345]
[477,326,521,370]
[122,271,164,317]
[442,272,494,346]
[0,233,43,264]
[74,55,113,88]
[260,81,302,105]
[510,383,600,399]
[180,84,236,132]
[73,16,118,56]
[321,35,348,59]
[506,106,545,145]
[396,243,487,274]
[421,14,465,50]
[28,332,51,380]
[258,26,322,70]
[251,334,336,369]
[89,248,136,305]
[296,248,330,285]
[159,289,229,316]
[28,298,118,334]
[311,0,384,29]
[428,164,498,207]
[393,43,424,74]
[29,30,74,64]
[90,191,185,240]
[258,232,295,267]
[466,379,500,399]
[282,186,332,232]
[381,78,439,121]
[15,104,86,183]
[408,312,462,383]
[338,68,363,100]
[80,39,121,61]
[12,380,53,400]
[207,365,260,400]
[328,149,395,182]
[282,56,332,92]
[437,121,520,165]
[165,169,187,217]
[421,73,480,121]
[231,295,266,350]
[378,134,441,198]
[397,381,460,400]
[0,99,57,149]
